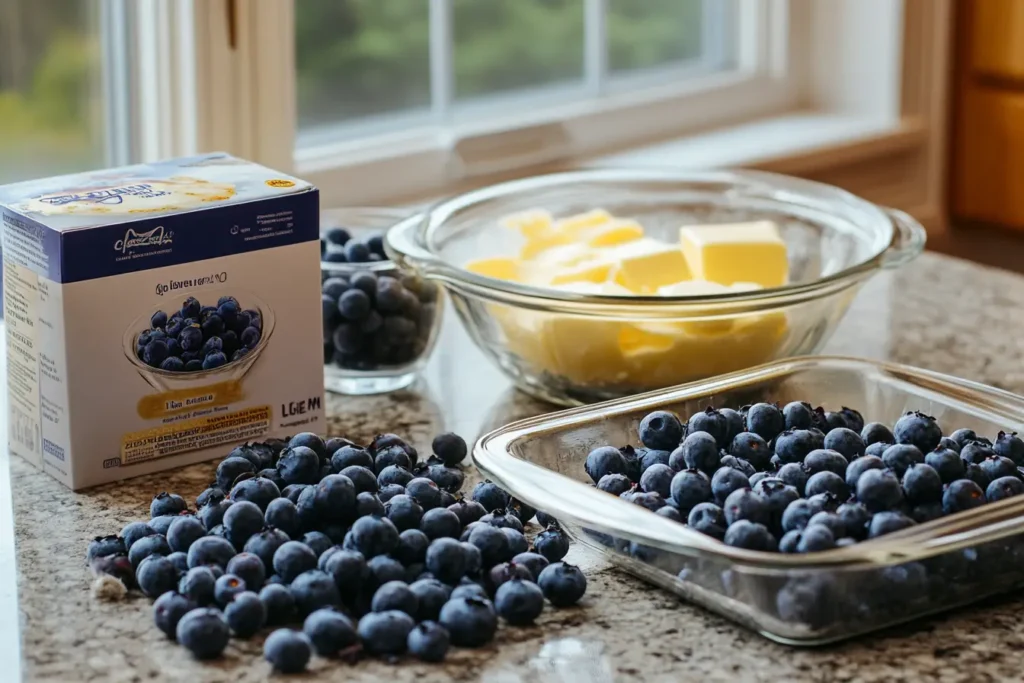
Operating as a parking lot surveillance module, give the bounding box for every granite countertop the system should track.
[8,252,1024,682]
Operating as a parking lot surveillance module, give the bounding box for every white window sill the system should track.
[582,111,923,173]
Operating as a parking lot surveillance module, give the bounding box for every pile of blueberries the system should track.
[321,227,387,264]
[87,431,586,672]
[321,269,438,371]
[586,402,1024,553]
[135,296,262,373]
[320,226,439,372]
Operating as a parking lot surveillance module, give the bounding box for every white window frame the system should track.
[137,0,951,227]
[175,0,800,204]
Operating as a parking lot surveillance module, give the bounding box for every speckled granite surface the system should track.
[11,252,1024,682]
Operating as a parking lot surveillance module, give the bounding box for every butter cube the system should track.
[547,260,615,287]
[554,209,613,237]
[607,239,692,293]
[679,220,788,287]
[501,209,553,240]
[465,257,521,282]
[530,243,594,268]
[582,219,644,248]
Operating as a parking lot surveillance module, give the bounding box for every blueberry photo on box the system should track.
[124,289,274,389]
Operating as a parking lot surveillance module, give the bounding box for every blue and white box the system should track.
[1,153,326,489]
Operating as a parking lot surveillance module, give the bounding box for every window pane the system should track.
[453,0,585,101]
[607,0,711,73]
[295,0,431,131]
[0,0,106,183]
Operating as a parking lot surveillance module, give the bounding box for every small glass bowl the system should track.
[320,207,443,395]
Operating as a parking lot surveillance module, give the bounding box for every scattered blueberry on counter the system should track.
[589,403,1024,552]
[136,296,261,373]
[87,430,585,670]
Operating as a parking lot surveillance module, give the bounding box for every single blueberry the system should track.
[137,555,180,598]
[121,521,157,550]
[638,410,684,451]
[260,583,297,625]
[986,475,1024,503]
[902,463,943,505]
[358,609,415,654]
[804,471,849,500]
[303,607,357,656]
[386,494,424,531]
[836,502,871,539]
[687,407,730,448]
[861,422,894,446]
[773,429,823,464]
[263,628,312,673]
[471,481,511,512]
[776,462,810,496]
[782,401,815,430]
[671,432,721,476]
[688,502,727,539]
[881,444,925,479]
[796,524,835,552]
[856,468,904,513]
[723,520,777,551]
[723,488,770,527]
[781,498,824,533]
[640,463,676,499]
[868,511,916,538]
[439,596,498,647]
[374,446,413,474]
[994,431,1024,465]
[942,479,986,515]
[151,492,188,518]
[153,591,195,638]
[745,403,785,442]
[979,455,1019,482]
[176,608,229,660]
[495,578,545,625]
[924,446,965,484]
[407,621,450,662]
[824,428,865,460]
[533,525,570,562]
[710,467,750,505]
[273,541,318,583]
[291,569,342,616]
[584,446,629,484]
[893,411,942,454]
[179,566,217,605]
[277,446,321,486]
[420,508,462,540]
[129,533,171,569]
[804,449,849,477]
[669,469,712,516]
[186,535,236,570]
[225,591,266,638]
[166,516,207,553]
[729,432,771,470]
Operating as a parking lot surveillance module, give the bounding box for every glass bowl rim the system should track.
[386,168,926,314]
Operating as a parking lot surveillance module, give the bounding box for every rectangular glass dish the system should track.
[474,356,1024,645]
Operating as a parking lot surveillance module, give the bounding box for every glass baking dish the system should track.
[474,356,1024,645]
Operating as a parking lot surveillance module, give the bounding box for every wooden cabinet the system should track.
[952,0,1024,228]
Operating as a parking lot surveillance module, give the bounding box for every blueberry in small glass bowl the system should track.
[320,207,443,395]
[122,287,274,392]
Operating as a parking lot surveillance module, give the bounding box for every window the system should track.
[17,1,924,214]
[294,0,742,146]
[279,0,796,204]
[0,0,129,183]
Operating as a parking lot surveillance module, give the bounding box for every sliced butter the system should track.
[581,219,644,248]
[607,239,692,293]
[553,209,613,236]
[501,209,553,240]
[465,257,521,282]
[679,220,788,288]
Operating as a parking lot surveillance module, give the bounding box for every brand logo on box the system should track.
[114,226,174,254]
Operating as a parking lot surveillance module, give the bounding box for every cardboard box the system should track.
[0,153,326,489]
